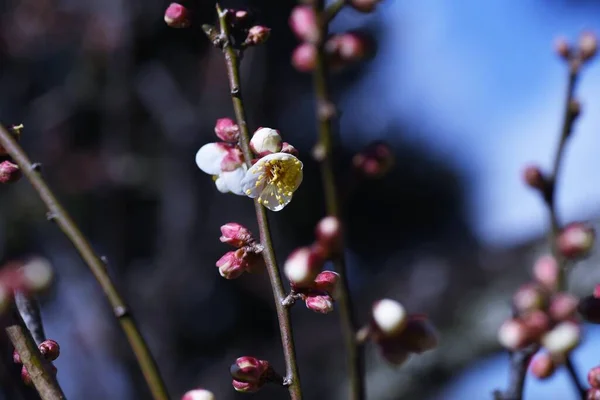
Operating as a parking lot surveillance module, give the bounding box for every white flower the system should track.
[250,127,282,156]
[196,142,246,195]
[240,153,303,211]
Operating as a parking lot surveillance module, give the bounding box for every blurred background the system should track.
[1,0,600,399]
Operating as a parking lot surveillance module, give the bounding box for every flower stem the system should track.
[0,124,170,400]
[215,5,303,399]
[311,2,365,399]
[5,309,66,400]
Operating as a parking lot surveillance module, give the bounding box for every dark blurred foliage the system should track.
[0,0,565,399]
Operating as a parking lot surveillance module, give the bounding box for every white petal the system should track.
[240,161,267,198]
[195,143,227,175]
[259,185,293,212]
[215,176,229,193]
[220,166,247,196]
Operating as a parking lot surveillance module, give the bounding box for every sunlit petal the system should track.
[195,143,228,175]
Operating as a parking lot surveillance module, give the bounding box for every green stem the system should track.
[215,5,303,399]
[311,2,365,399]
[0,125,170,400]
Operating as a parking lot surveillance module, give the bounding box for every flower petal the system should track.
[240,160,268,198]
[215,176,230,193]
[196,143,228,175]
[258,185,293,212]
[220,166,248,196]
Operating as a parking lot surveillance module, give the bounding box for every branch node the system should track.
[113,305,130,318]
[31,163,42,172]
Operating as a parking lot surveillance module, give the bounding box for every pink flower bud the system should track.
[372,299,407,337]
[530,353,556,379]
[220,222,254,248]
[305,294,334,314]
[216,249,247,279]
[246,26,271,46]
[350,0,381,13]
[292,43,317,72]
[557,222,595,260]
[522,165,545,191]
[352,142,394,178]
[164,3,190,29]
[326,33,371,65]
[578,295,600,323]
[541,321,581,355]
[378,340,411,366]
[533,255,559,291]
[220,146,244,172]
[521,310,551,340]
[181,389,215,400]
[549,293,579,321]
[230,356,270,384]
[214,118,239,143]
[589,366,600,389]
[555,37,571,60]
[580,31,598,62]
[281,142,299,156]
[595,285,600,299]
[589,388,600,400]
[0,161,21,184]
[284,247,324,288]
[314,270,340,297]
[13,349,21,364]
[21,365,31,386]
[39,339,60,361]
[513,283,548,315]
[232,379,262,393]
[249,128,282,156]
[315,216,342,255]
[498,319,531,350]
[397,315,439,354]
[289,6,319,43]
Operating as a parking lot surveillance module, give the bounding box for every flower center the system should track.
[248,157,301,206]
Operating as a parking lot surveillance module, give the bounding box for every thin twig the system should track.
[0,124,170,400]
[214,5,303,399]
[493,345,538,400]
[565,357,586,398]
[311,1,365,399]
[325,0,347,23]
[15,292,46,346]
[5,310,66,400]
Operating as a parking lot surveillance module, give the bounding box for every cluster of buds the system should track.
[196,121,303,211]
[216,223,264,279]
[554,31,597,64]
[230,356,278,393]
[14,339,60,385]
[362,299,438,365]
[289,6,374,73]
[0,124,24,184]
[352,141,395,179]
[283,216,343,313]
[497,255,582,379]
[0,258,54,313]
[181,388,215,400]
[587,366,600,399]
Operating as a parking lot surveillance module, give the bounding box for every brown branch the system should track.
[0,124,170,400]
[5,311,66,400]
[325,0,347,23]
[214,4,303,399]
[311,1,365,399]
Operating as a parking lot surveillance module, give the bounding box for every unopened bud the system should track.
[523,165,546,191]
[232,379,262,393]
[281,142,299,156]
[521,310,551,340]
[397,315,439,353]
[589,388,600,400]
[498,319,531,350]
[13,349,21,364]
[0,161,21,184]
[250,128,282,156]
[246,26,271,46]
[21,365,31,385]
[578,295,600,323]
[378,341,411,366]
[350,0,382,13]
[181,388,216,400]
[214,118,239,143]
[555,37,571,60]
[216,249,248,279]
[315,216,342,254]
[533,255,559,291]
[164,3,190,28]
[39,339,60,361]
[313,270,340,298]
[220,222,254,248]
[292,43,317,72]
[549,293,579,321]
[284,247,324,288]
[579,31,597,62]
[530,353,556,379]
[305,294,334,314]
[220,146,244,172]
[353,142,394,178]
[541,321,581,355]
[230,356,270,384]
[21,257,53,292]
[289,6,319,43]
[372,299,407,337]
[557,222,595,260]
[589,366,600,389]
[326,32,372,66]
[513,283,548,315]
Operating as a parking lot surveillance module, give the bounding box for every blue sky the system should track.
[336,0,600,246]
